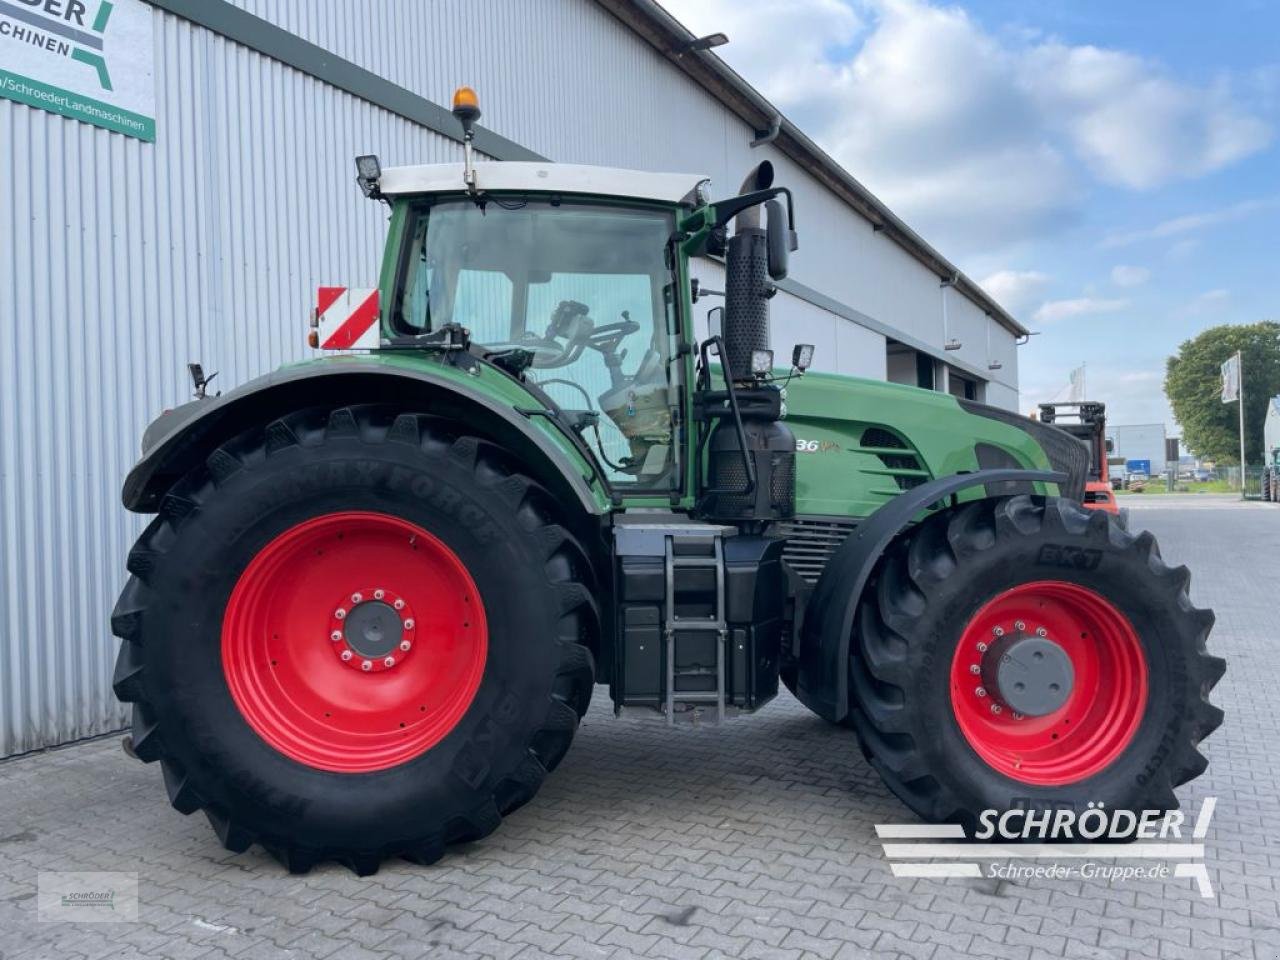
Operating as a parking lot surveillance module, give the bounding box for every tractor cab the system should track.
[379,166,695,491]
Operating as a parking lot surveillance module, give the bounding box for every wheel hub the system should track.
[981,628,1074,717]
[329,588,416,673]
[950,581,1148,786]
[223,512,488,773]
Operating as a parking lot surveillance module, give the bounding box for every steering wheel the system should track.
[584,313,641,354]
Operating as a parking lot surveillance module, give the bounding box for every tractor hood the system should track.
[780,371,1087,519]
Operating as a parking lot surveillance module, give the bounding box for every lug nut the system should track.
[374,589,385,600]
[990,703,1003,714]
[393,598,405,610]
[975,687,987,698]
[1036,626,1047,638]
[992,626,1004,638]
[969,664,981,675]
[384,656,396,668]
[351,592,363,604]
[1012,711,1024,720]
[340,650,353,662]
[976,641,988,653]
[399,640,411,652]
[1014,620,1025,631]
[403,618,415,630]
[361,660,372,672]
[335,608,346,619]
[330,630,343,642]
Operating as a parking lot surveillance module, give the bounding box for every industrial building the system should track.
[0,0,1027,757]
[1112,424,1170,477]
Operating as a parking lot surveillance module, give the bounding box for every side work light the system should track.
[751,348,774,377]
[355,154,381,199]
[791,343,815,372]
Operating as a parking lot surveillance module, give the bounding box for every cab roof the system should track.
[377,161,708,206]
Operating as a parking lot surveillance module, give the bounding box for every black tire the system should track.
[111,405,599,874]
[849,495,1224,827]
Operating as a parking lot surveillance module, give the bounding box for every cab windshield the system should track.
[394,199,681,490]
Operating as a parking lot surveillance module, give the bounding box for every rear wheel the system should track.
[112,406,598,873]
[849,496,1223,826]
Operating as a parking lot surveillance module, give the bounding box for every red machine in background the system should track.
[1038,402,1128,526]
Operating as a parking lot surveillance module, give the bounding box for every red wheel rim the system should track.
[949,580,1147,786]
[222,511,487,772]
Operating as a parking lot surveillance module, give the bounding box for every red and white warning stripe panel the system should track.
[315,287,380,350]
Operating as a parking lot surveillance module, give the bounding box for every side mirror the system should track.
[766,199,789,280]
[707,306,725,343]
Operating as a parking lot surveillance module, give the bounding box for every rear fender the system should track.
[793,468,1064,723]
[122,360,607,518]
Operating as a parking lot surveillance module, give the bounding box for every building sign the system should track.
[0,0,154,140]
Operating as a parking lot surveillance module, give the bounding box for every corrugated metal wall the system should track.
[0,0,1021,756]
[0,6,471,756]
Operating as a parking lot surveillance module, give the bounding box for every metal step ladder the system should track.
[663,536,728,724]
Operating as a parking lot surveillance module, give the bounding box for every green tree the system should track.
[1164,321,1280,463]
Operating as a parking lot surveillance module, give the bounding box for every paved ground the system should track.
[1,495,1276,960]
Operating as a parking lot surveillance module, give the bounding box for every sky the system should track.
[662,0,1278,431]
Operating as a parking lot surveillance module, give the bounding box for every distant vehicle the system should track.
[1193,468,1212,483]
[1038,401,1125,524]
[1264,396,1280,503]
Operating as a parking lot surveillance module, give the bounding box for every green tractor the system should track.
[112,90,1223,874]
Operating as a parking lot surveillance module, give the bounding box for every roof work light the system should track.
[354,154,381,199]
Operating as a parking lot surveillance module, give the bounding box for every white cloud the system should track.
[1021,44,1272,189]
[1033,297,1128,324]
[661,0,862,108]
[979,269,1051,316]
[1110,265,1150,288]
[1178,288,1231,317]
[662,0,1272,254]
[1102,196,1280,248]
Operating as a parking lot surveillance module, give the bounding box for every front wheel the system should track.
[111,406,598,873]
[849,496,1223,827]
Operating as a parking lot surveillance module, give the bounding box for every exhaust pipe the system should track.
[733,161,774,230]
[705,160,797,524]
[722,161,774,383]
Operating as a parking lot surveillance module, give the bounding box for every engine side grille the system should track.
[858,427,927,492]
[860,427,907,450]
[776,517,858,584]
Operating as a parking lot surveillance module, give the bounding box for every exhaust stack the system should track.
[722,162,775,384]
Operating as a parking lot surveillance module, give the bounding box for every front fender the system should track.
[793,468,1065,723]
[122,356,608,517]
